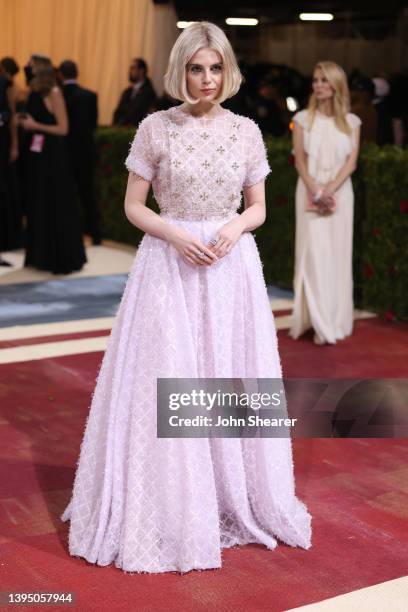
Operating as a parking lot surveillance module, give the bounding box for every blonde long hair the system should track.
[30,55,56,96]
[164,21,243,105]
[307,61,351,135]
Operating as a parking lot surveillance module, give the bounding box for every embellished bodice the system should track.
[125,105,271,221]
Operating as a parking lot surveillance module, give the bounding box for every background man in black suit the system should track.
[59,60,101,245]
[112,58,156,126]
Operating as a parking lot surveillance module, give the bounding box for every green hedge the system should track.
[359,145,408,321]
[95,128,408,321]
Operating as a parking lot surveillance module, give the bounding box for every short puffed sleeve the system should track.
[292,109,309,130]
[347,113,362,130]
[125,114,157,181]
[243,118,271,188]
[346,113,362,149]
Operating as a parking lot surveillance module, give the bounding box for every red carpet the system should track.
[279,317,408,378]
[0,317,407,611]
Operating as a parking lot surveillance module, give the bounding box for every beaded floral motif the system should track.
[124,106,272,221]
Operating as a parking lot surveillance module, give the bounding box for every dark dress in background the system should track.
[24,91,86,274]
[0,75,22,251]
[62,83,101,243]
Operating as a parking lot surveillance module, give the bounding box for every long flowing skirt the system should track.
[289,178,354,343]
[24,136,86,274]
[61,213,312,574]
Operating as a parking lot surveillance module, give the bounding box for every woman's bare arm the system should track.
[239,180,267,231]
[124,173,218,266]
[19,87,69,136]
[124,173,178,241]
[206,179,267,259]
[293,122,319,194]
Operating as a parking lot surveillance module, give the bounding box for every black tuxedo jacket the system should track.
[112,78,156,126]
[62,83,98,155]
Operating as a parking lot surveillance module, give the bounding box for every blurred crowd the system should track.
[114,58,408,147]
[1,53,407,271]
[0,54,97,271]
[226,63,408,147]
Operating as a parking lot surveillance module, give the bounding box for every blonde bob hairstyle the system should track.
[307,61,352,135]
[164,21,243,105]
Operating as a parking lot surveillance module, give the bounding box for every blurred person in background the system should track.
[0,57,22,265]
[372,76,393,145]
[289,61,361,345]
[59,60,101,245]
[16,54,55,213]
[17,55,86,274]
[350,77,377,143]
[348,67,365,91]
[252,78,289,137]
[0,56,22,121]
[389,72,408,147]
[112,58,156,126]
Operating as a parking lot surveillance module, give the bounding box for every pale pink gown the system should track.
[61,105,312,574]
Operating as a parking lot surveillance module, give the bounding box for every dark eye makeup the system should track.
[188,64,223,73]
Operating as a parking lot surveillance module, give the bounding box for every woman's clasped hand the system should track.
[169,216,246,266]
[314,183,336,215]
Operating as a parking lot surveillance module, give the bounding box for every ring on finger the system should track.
[214,239,225,250]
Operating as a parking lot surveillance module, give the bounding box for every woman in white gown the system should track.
[289,61,361,345]
[61,22,312,574]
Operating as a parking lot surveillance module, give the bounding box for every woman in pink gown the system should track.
[61,21,312,574]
